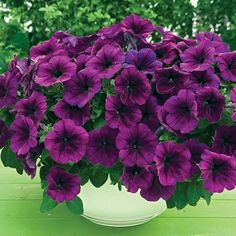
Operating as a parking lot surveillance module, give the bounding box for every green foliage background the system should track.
[0,0,235,73]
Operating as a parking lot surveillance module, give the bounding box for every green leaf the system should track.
[90,165,108,188]
[66,197,84,215]
[173,183,188,210]
[40,192,58,213]
[40,149,50,162]
[187,182,202,206]
[200,187,212,205]
[1,143,23,174]
[93,118,106,129]
[166,197,176,209]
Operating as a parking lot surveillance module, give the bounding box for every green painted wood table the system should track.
[1,162,236,236]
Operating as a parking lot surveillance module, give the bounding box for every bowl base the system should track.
[81,204,166,227]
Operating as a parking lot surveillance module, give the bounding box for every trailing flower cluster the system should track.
[1,15,236,212]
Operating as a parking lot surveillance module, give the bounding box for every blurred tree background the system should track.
[0,0,235,73]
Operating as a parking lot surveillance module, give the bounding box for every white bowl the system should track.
[79,179,167,227]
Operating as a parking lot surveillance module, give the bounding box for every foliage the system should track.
[0,0,234,72]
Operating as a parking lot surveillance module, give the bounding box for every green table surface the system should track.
[1,162,236,236]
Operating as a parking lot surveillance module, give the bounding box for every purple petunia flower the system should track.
[13,91,47,124]
[86,126,119,168]
[121,165,153,193]
[180,41,215,72]
[230,88,236,121]
[184,138,208,177]
[45,119,88,164]
[0,119,10,148]
[30,37,66,60]
[10,116,38,156]
[115,67,150,105]
[47,167,81,203]
[196,32,229,53]
[140,174,175,202]
[216,52,236,82]
[212,126,236,155]
[187,68,220,92]
[196,87,225,123]
[140,95,160,132]
[125,48,162,73]
[154,42,179,65]
[35,56,77,86]
[105,95,142,129]
[155,141,191,186]
[200,150,236,193]
[86,45,124,79]
[64,70,101,107]
[163,89,198,134]
[18,144,43,179]
[0,73,18,108]
[76,54,91,72]
[155,66,188,95]
[116,124,157,167]
[53,99,90,126]
[121,15,154,37]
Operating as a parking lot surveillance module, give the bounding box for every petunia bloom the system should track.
[121,165,153,193]
[184,138,208,177]
[36,56,76,86]
[86,45,124,79]
[155,66,188,95]
[140,95,160,132]
[115,67,150,105]
[0,73,18,108]
[47,167,81,203]
[10,116,38,156]
[125,48,162,73]
[155,141,191,186]
[196,87,225,123]
[0,119,10,148]
[116,124,157,167]
[13,91,47,124]
[200,150,236,193]
[86,126,119,168]
[196,32,229,53]
[212,126,236,155]
[140,174,175,202]
[45,119,88,164]
[180,41,215,72]
[216,52,236,82]
[121,15,154,37]
[17,144,43,179]
[64,70,101,107]
[187,68,220,92]
[163,89,198,134]
[53,99,90,126]
[30,37,66,60]
[105,95,142,129]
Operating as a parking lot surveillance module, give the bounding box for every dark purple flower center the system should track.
[136,62,144,71]
[203,96,217,106]
[197,55,205,64]
[25,104,37,115]
[101,139,110,148]
[168,76,174,83]
[131,23,142,34]
[164,155,174,167]
[0,85,7,98]
[228,62,235,70]
[198,77,206,85]
[131,140,141,150]
[62,136,70,145]
[103,57,113,68]
[131,166,142,176]
[54,70,63,78]
[181,104,190,113]
[82,82,90,91]
[211,161,227,173]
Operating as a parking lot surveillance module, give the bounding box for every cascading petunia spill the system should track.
[1,15,236,215]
